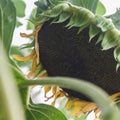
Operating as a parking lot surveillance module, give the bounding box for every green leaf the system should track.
[96,1,106,15]
[108,9,120,30]
[0,0,16,54]
[67,0,99,13]
[26,103,67,120]
[12,0,26,17]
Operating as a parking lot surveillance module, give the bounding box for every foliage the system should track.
[12,0,26,27]
[26,103,67,120]
[0,0,120,120]
[0,0,16,54]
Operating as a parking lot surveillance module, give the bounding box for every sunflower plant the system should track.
[0,0,120,120]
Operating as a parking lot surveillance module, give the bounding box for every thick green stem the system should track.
[0,44,26,120]
[19,77,120,120]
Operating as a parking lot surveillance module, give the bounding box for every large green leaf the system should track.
[0,0,16,54]
[26,103,67,120]
[12,0,26,17]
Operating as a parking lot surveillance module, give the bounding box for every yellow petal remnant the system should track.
[110,92,120,101]
[66,99,76,110]
[13,50,36,61]
[51,91,66,106]
[66,99,97,117]
[44,86,52,98]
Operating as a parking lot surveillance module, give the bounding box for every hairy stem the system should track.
[19,77,120,120]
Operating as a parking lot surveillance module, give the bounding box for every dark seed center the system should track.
[38,20,120,101]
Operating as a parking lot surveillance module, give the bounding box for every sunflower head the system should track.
[13,0,120,119]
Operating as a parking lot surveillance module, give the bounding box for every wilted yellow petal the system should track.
[54,91,65,99]
[52,86,57,95]
[74,100,88,107]
[44,86,52,97]
[66,99,76,110]
[34,25,42,64]
[27,55,37,77]
[51,91,65,106]
[20,32,34,37]
[81,102,97,113]
[31,56,37,72]
[13,50,35,61]
[110,92,120,101]
[41,73,48,77]
[70,106,82,117]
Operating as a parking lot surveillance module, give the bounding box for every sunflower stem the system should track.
[19,77,120,120]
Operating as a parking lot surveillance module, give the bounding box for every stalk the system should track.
[19,77,120,120]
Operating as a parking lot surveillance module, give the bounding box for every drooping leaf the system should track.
[0,0,16,54]
[26,103,67,120]
[12,0,26,17]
